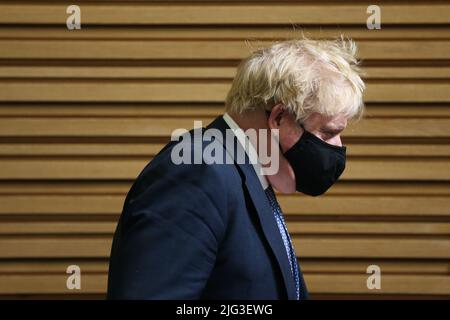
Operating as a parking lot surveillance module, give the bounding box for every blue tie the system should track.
[265,186,300,300]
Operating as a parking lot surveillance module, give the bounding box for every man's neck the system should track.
[226,110,296,194]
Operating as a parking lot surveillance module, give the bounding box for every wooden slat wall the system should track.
[0,0,449,299]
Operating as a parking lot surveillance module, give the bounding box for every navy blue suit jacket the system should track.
[107,116,308,299]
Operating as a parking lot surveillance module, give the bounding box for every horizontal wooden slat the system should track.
[0,66,239,79]
[0,4,448,25]
[364,105,450,118]
[365,68,450,80]
[0,104,224,117]
[346,145,450,157]
[0,117,212,137]
[0,118,449,138]
[0,195,124,215]
[2,259,447,275]
[1,104,449,118]
[289,222,450,235]
[0,159,145,180]
[0,81,229,102]
[0,181,448,196]
[300,260,450,274]
[1,194,449,216]
[0,81,448,102]
[294,238,450,259]
[1,143,449,157]
[0,222,117,235]
[0,221,449,235]
[306,274,450,295]
[1,259,448,275]
[0,181,137,195]
[1,66,449,79]
[347,119,450,137]
[0,158,448,180]
[365,82,450,102]
[0,143,166,156]
[0,236,449,258]
[1,273,449,295]
[0,237,112,258]
[0,260,110,274]
[1,40,449,60]
[340,159,450,181]
[1,27,450,40]
[0,274,107,294]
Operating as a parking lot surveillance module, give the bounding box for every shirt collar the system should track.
[222,113,269,190]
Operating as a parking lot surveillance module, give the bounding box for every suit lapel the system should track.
[239,163,298,300]
[206,116,297,300]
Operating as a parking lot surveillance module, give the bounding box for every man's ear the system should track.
[267,104,285,129]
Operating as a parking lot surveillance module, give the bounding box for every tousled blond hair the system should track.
[225,37,365,122]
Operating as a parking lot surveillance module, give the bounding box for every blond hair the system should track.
[225,37,365,122]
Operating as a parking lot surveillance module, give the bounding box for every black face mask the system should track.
[283,124,346,196]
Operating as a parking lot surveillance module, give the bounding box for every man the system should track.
[107,38,365,299]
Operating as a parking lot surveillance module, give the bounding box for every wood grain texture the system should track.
[0,0,449,299]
